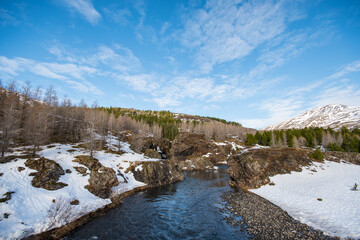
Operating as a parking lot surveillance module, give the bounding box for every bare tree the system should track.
[24,105,49,157]
[0,90,19,159]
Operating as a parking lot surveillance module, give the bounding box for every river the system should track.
[67,166,249,240]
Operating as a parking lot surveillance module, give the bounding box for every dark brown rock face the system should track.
[170,133,212,161]
[324,151,360,165]
[143,149,161,159]
[178,158,215,171]
[85,167,119,199]
[132,161,184,187]
[227,148,313,189]
[170,133,236,169]
[25,157,68,190]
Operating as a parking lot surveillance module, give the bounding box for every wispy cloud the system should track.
[0,56,102,95]
[180,0,304,73]
[0,8,19,26]
[327,60,360,80]
[241,59,360,129]
[62,0,101,25]
[239,95,304,129]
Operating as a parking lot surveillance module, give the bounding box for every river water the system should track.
[67,166,249,240]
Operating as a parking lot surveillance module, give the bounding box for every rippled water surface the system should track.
[68,166,248,240]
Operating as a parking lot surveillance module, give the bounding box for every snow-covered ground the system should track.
[251,160,360,239]
[0,136,160,239]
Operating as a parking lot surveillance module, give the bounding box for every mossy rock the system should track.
[25,157,67,190]
[73,155,101,170]
[74,166,88,176]
[0,191,14,203]
[144,149,161,159]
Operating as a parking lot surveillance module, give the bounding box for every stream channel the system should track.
[67,165,250,240]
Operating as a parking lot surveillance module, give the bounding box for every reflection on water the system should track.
[67,166,248,240]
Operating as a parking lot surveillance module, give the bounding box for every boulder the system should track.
[73,155,101,170]
[85,167,119,199]
[178,157,215,171]
[227,148,312,189]
[170,133,213,161]
[132,161,184,187]
[25,157,68,190]
[144,149,161,159]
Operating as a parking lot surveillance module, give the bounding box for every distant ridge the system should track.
[263,104,360,130]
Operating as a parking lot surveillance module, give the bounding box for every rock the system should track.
[65,169,72,174]
[0,191,14,203]
[178,157,215,171]
[227,148,312,189]
[73,155,102,170]
[85,167,119,199]
[132,161,184,187]
[159,138,171,159]
[324,151,360,165]
[130,135,158,154]
[170,132,233,165]
[25,157,68,190]
[18,166,25,172]
[74,166,88,176]
[144,149,161,159]
[70,199,79,205]
[171,133,212,161]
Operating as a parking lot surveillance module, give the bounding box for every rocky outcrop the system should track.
[324,151,360,165]
[85,167,119,199]
[178,158,215,171]
[128,134,169,159]
[170,133,212,161]
[227,148,313,189]
[25,157,68,190]
[72,155,119,198]
[132,161,184,187]
[73,155,102,170]
[143,149,161,159]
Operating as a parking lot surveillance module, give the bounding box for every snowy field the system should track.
[0,135,160,239]
[251,159,360,239]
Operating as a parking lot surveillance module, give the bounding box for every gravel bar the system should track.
[222,190,339,240]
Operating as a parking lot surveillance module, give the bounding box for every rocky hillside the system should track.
[264,104,360,130]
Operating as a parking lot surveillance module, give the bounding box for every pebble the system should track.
[222,190,338,240]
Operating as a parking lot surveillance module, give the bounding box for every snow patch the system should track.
[250,160,360,238]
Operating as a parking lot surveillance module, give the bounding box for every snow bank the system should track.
[250,160,360,238]
[0,136,160,239]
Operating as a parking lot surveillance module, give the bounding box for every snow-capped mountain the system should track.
[263,104,360,130]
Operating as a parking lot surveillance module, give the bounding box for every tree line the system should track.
[245,127,360,152]
[0,80,252,160]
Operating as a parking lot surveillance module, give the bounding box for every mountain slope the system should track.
[263,104,360,130]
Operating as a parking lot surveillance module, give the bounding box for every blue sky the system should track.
[0,0,359,129]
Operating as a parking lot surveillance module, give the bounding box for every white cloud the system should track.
[180,0,299,73]
[240,96,304,129]
[327,60,360,80]
[48,44,142,73]
[62,0,101,25]
[104,8,131,26]
[116,73,160,93]
[0,56,103,95]
[314,85,360,107]
[0,8,19,26]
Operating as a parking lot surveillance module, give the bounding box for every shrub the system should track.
[246,134,257,145]
[309,148,324,161]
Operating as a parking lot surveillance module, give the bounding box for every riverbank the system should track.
[222,190,337,240]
